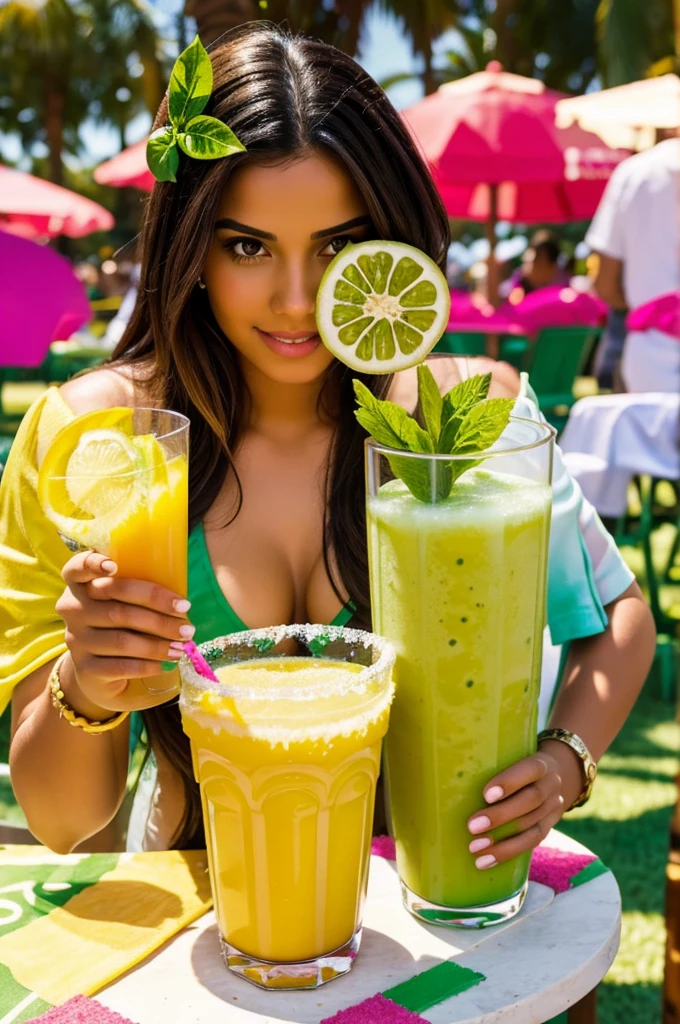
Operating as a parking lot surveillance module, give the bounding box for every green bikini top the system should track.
[187,522,355,645]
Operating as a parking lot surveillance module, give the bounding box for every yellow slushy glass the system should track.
[40,408,189,697]
[178,624,395,990]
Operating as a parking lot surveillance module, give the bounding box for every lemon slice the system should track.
[316,240,451,373]
[65,429,139,516]
[38,407,150,552]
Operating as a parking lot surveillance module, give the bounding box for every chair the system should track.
[433,331,487,356]
[521,325,600,432]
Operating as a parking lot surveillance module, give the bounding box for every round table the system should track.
[97,830,620,1024]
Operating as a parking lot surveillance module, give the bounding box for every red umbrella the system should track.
[0,165,114,239]
[93,139,154,192]
[401,62,629,302]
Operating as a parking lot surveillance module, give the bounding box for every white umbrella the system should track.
[555,74,680,152]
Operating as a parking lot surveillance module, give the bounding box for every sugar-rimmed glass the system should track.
[178,623,395,989]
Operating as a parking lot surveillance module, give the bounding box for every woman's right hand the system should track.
[56,550,195,714]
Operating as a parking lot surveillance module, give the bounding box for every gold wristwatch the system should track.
[537,727,597,809]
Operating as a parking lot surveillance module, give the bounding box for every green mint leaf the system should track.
[178,115,246,160]
[146,127,179,182]
[168,35,213,129]
[385,455,435,503]
[417,364,442,444]
[353,380,433,452]
[452,398,515,454]
[441,372,491,425]
[437,413,463,453]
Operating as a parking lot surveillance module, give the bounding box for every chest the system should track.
[201,429,345,627]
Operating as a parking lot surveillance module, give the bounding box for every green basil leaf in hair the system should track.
[168,35,213,129]
[146,127,179,183]
[178,116,246,160]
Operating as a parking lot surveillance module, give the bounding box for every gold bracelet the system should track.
[537,727,597,808]
[49,653,130,735]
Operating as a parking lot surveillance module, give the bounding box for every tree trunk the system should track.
[44,80,65,187]
[184,0,258,46]
[422,36,437,96]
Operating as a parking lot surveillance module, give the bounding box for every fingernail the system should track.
[167,646,183,659]
[169,641,185,652]
[101,559,117,574]
[179,624,196,639]
[174,599,191,613]
[468,815,491,834]
[469,837,492,854]
[485,786,504,803]
[475,854,497,870]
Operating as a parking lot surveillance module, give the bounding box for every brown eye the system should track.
[322,236,351,256]
[233,239,264,258]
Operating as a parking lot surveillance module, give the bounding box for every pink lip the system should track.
[255,328,322,359]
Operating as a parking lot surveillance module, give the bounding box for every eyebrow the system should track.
[214,215,371,241]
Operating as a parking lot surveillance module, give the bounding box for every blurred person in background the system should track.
[500,229,570,300]
[586,130,680,394]
[73,260,104,302]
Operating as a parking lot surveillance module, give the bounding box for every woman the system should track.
[3,24,654,861]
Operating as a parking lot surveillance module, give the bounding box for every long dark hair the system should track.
[112,21,449,848]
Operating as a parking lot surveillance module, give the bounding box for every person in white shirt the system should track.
[585,133,680,393]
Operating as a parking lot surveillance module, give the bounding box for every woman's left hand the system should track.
[466,745,582,870]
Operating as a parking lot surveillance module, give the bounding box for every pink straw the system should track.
[182,640,219,682]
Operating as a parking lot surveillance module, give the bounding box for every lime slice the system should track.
[316,240,451,373]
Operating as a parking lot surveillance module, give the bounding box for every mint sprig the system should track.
[354,367,514,502]
[147,36,245,183]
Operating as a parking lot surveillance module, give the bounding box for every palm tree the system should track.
[184,0,258,46]
[0,0,166,184]
[597,0,676,85]
[0,0,87,185]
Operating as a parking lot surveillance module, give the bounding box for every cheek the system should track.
[206,260,266,332]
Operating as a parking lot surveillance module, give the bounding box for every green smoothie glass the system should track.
[366,416,554,928]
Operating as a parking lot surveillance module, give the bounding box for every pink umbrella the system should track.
[0,165,114,239]
[93,139,154,192]
[497,286,608,336]
[627,291,680,341]
[0,232,92,367]
[401,63,629,302]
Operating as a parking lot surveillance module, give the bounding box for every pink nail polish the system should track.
[469,837,492,854]
[167,647,183,659]
[485,786,504,803]
[468,814,491,834]
[169,642,185,651]
[475,854,497,870]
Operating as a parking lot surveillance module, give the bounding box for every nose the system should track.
[269,258,317,321]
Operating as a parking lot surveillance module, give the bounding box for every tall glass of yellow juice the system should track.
[178,624,395,990]
[366,417,553,927]
[38,407,189,697]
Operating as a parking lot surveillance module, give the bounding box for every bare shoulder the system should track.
[59,360,157,416]
[389,354,520,410]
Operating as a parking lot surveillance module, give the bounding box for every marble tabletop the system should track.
[97,830,620,1024]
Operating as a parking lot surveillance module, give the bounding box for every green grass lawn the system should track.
[560,687,678,1023]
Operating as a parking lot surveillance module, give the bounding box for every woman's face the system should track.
[202,151,372,386]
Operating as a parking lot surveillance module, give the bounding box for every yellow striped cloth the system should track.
[0,845,212,1022]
